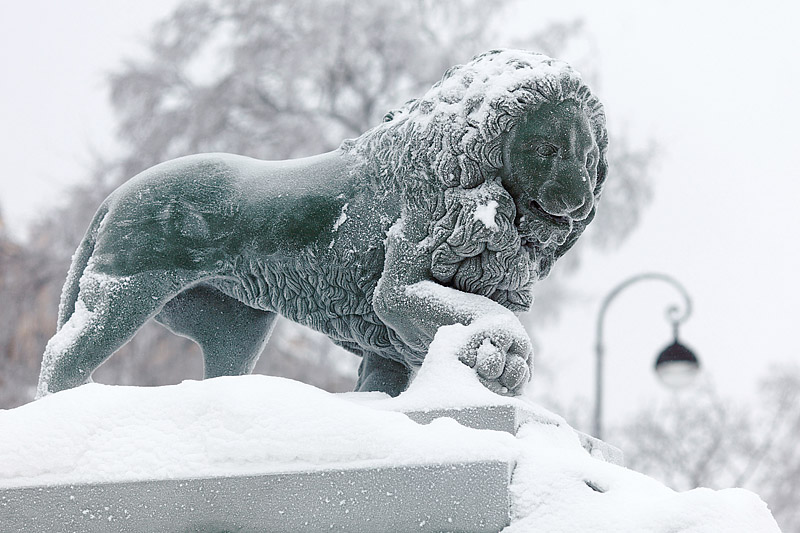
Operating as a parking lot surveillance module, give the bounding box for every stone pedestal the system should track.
[404,403,624,466]
[0,401,619,532]
[1,461,511,533]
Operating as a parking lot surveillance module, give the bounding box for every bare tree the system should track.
[0,0,654,407]
[610,365,800,532]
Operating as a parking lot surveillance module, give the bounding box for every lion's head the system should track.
[343,49,608,312]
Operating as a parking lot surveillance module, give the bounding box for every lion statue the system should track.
[36,49,608,399]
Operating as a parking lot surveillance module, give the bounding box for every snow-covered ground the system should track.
[0,323,781,531]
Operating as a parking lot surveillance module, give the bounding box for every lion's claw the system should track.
[457,328,532,395]
[500,355,529,391]
[475,338,504,379]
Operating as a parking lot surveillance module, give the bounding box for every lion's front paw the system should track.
[456,328,532,395]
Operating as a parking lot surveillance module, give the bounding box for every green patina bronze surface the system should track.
[37,49,608,399]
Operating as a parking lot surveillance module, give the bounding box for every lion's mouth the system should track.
[518,200,572,249]
[529,199,571,227]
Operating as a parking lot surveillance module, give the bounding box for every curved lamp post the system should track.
[593,273,699,440]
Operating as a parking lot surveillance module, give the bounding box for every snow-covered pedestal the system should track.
[0,329,781,532]
[405,404,623,467]
[2,461,510,532]
[2,375,521,532]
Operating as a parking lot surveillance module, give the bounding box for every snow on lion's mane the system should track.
[342,49,608,312]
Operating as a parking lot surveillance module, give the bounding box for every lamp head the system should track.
[655,340,700,389]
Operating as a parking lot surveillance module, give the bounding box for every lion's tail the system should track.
[56,201,109,330]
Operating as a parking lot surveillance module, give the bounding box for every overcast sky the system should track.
[520,1,800,423]
[1,1,798,427]
[0,0,180,232]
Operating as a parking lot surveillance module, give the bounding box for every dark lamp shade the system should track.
[654,341,700,389]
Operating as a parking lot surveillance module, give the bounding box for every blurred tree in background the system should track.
[0,0,653,407]
[610,364,800,532]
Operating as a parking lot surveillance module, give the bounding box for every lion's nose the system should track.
[535,179,593,221]
[566,195,594,221]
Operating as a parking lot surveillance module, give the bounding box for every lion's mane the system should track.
[342,49,608,312]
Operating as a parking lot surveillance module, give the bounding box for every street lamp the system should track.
[593,273,699,440]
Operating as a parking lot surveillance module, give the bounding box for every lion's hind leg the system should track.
[155,284,277,379]
[36,270,184,398]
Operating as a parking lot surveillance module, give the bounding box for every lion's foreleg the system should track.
[355,352,411,397]
[373,222,532,395]
[373,224,482,354]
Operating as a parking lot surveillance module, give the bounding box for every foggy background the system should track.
[1,1,798,529]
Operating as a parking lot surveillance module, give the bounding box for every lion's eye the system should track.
[535,143,558,157]
[586,153,596,168]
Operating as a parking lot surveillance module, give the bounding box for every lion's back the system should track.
[90,155,251,275]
